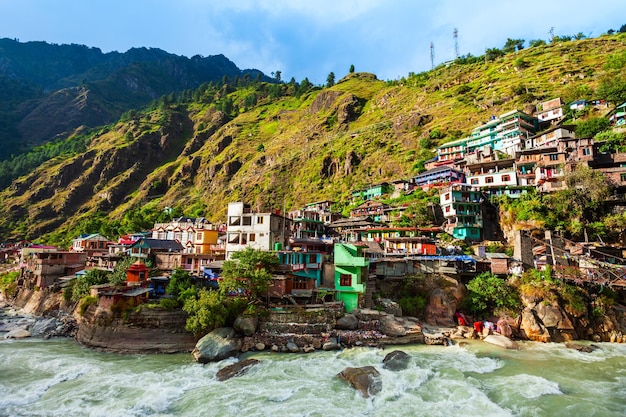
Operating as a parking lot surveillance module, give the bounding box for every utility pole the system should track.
[430,42,435,70]
[453,28,459,58]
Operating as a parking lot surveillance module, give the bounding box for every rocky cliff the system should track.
[76,305,196,354]
[6,286,196,353]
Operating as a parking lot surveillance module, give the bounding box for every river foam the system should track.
[1,338,625,417]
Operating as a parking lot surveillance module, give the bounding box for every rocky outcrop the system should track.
[216,358,260,381]
[382,350,410,371]
[192,327,242,363]
[77,305,196,354]
[337,366,382,398]
[424,288,457,326]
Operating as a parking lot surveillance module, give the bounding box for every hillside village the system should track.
[4,95,626,326]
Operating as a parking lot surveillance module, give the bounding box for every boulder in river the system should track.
[382,350,411,371]
[483,334,518,349]
[337,366,382,398]
[192,327,242,363]
[565,342,598,353]
[216,358,260,381]
[4,329,31,339]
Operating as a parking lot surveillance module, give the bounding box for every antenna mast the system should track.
[453,28,459,58]
[430,42,435,69]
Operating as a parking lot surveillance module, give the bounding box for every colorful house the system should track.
[439,185,483,241]
[71,233,113,256]
[413,166,465,189]
[334,243,369,312]
[350,182,393,202]
[276,251,324,291]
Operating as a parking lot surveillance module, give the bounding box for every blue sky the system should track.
[1,1,624,84]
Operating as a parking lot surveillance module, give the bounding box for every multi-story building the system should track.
[439,185,483,241]
[334,243,369,312]
[465,157,524,198]
[525,125,576,150]
[152,217,221,255]
[71,233,113,257]
[535,98,565,125]
[350,182,393,202]
[20,246,87,288]
[225,202,291,259]
[412,166,465,189]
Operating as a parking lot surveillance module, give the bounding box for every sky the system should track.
[1,0,624,84]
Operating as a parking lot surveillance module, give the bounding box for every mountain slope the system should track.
[1,34,625,244]
[0,38,269,159]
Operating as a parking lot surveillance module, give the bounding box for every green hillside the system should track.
[1,33,626,246]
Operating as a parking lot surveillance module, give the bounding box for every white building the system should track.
[225,202,291,259]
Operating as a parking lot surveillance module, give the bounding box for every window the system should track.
[242,216,252,226]
[257,216,264,224]
[444,193,450,200]
[502,174,511,182]
[582,148,592,156]
[248,233,256,242]
[445,206,451,213]
[621,173,626,182]
[340,274,352,286]
[470,178,479,185]
[196,232,202,240]
[485,176,494,184]
[549,154,559,161]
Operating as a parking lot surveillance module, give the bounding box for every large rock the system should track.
[286,340,300,353]
[382,350,410,371]
[192,327,242,363]
[322,337,340,351]
[378,298,402,317]
[483,334,519,349]
[337,366,382,398]
[216,358,260,381]
[30,317,61,337]
[4,329,31,339]
[565,342,598,353]
[379,315,406,337]
[335,314,358,330]
[233,316,258,337]
[519,308,551,342]
[424,288,456,326]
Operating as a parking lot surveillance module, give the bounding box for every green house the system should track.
[334,243,369,312]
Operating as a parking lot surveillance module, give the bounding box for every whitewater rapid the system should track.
[1,338,625,417]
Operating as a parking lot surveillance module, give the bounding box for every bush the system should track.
[0,271,19,293]
[183,289,228,337]
[575,117,610,138]
[466,273,520,317]
[78,296,98,315]
[398,295,427,318]
[159,298,180,311]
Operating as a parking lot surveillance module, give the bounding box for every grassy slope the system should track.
[1,34,625,244]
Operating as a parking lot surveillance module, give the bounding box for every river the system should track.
[1,337,625,417]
